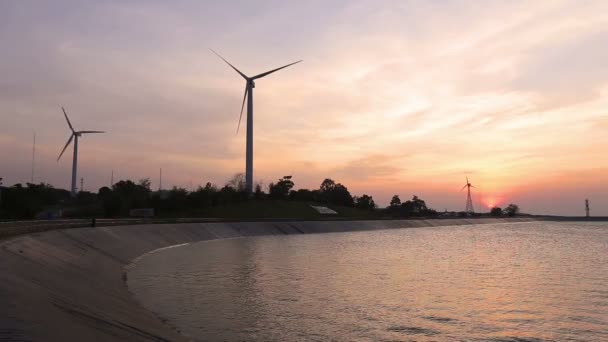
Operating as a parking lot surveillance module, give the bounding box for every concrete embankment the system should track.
[0,218,537,341]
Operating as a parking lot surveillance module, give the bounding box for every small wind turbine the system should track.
[57,107,105,197]
[210,49,302,193]
[461,176,475,214]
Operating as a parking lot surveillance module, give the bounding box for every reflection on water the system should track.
[128,222,608,341]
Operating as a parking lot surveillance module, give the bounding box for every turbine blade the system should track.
[470,185,475,188]
[252,60,302,80]
[209,49,248,79]
[466,176,469,184]
[62,107,75,133]
[79,130,105,134]
[237,85,248,134]
[57,134,74,161]
[461,184,467,191]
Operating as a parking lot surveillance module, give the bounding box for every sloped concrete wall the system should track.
[0,218,537,341]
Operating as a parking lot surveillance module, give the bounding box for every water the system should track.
[128,222,608,341]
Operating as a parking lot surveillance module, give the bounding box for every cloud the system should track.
[1,1,607,214]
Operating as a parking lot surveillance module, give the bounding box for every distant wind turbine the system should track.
[210,49,302,193]
[57,107,105,197]
[461,176,475,214]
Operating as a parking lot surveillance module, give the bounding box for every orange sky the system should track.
[1,1,607,215]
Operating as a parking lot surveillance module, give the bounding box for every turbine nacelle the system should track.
[210,49,301,133]
[57,107,105,161]
[461,176,475,191]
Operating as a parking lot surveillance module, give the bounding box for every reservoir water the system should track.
[127,222,608,341]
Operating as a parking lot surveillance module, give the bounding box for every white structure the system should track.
[57,107,105,197]
[310,205,338,215]
[211,49,302,193]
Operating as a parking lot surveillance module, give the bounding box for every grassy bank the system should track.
[182,200,381,220]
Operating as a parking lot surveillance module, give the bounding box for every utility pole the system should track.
[585,199,590,218]
[110,170,114,187]
[31,132,36,183]
[0,177,3,206]
[80,177,84,193]
[159,168,162,191]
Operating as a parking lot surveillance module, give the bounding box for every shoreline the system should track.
[2,215,606,241]
[0,218,591,341]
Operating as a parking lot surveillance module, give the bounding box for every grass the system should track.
[200,200,380,220]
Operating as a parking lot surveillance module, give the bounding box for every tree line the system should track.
[0,174,520,219]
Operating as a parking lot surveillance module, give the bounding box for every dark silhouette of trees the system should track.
[98,186,121,217]
[188,182,218,208]
[490,207,503,216]
[319,178,354,207]
[402,195,427,214]
[268,176,295,200]
[227,173,246,192]
[0,175,445,220]
[385,195,437,217]
[0,183,69,219]
[354,194,376,210]
[320,178,335,194]
[254,183,265,200]
[504,204,520,217]
[111,179,151,214]
[390,195,401,206]
[289,189,317,201]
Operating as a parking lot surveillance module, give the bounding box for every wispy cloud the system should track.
[1,1,607,214]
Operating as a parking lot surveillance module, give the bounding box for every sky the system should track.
[1,0,607,215]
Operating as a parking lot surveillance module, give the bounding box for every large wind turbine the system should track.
[461,176,475,214]
[57,107,105,197]
[211,49,302,193]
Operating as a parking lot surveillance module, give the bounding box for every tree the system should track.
[320,178,336,193]
[318,178,354,207]
[226,173,246,192]
[112,180,151,212]
[98,186,121,217]
[138,178,152,191]
[268,177,294,200]
[390,195,401,206]
[490,207,503,217]
[330,183,355,207]
[402,195,427,214]
[355,194,376,210]
[253,184,264,199]
[289,188,315,201]
[0,182,69,219]
[188,182,218,208]
[504,204,520,217]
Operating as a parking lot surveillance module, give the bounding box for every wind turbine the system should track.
[461,176,475,214]
[210,49,302,193]
[57,107,105,197]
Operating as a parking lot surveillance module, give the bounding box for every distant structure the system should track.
[110,170,114,187]
[210,49,302,193]
[461,176,475,214]
[585,199,590,218]
[159,168,163,191]
[31,132,36,183]
[57,107,105,197]
[80,177,84,193]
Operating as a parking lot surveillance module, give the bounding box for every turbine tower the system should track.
[211,49,302,193]
[57,107,105,197]
[461,176,475,214]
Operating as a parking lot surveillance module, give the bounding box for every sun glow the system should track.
[482,196,504,209]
